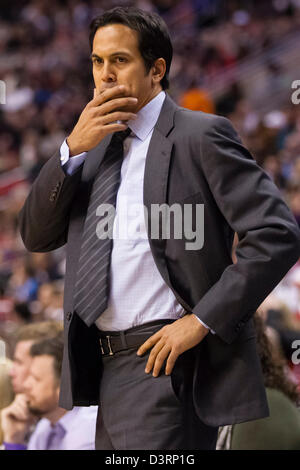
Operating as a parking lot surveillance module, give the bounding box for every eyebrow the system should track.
[90,52,132,60]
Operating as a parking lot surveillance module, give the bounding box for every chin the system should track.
[28,405,44,417]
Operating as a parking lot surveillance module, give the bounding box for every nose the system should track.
[23,376,31,392]
[9,365,15,378]
[101,61,116,84]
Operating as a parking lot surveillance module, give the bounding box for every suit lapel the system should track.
[82,133,113,183]
[69,94,191,313]
[143,93,177,223]
[143,127,173,288]
[143,94,192,312]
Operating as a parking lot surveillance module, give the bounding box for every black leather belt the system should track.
[96,319,175,356]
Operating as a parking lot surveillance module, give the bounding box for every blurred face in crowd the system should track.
[91,23,165,113]
[9,340,34,394]
[23,355,60,418]
[38,283,54,308]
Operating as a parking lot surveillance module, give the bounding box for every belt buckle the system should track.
[106,335,114,356]
[99,336,114,356]
[99,337,105,355]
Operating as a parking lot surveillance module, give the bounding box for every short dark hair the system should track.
[30,333,64,383]
[89,6,173,90]
[14,302,32,323]
[15,320,63,344]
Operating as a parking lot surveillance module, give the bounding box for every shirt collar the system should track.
[128,90,166,141]
[50,407,80,433]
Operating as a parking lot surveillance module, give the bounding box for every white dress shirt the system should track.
[60,91,212,333]
[27,406,97,450]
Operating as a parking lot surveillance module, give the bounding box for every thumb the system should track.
[93,88,97,99]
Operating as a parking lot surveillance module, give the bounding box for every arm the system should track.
[193,115,300,344]
[137,115,300,376]
[18,148,84,252]
[1,395,35,449]
[18,86,137,253]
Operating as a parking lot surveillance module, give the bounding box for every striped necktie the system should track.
[74,128,131,326]
[45,423,65,450]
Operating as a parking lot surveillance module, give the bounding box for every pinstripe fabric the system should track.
[74,128,131,326]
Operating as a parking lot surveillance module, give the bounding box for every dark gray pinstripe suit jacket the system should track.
[19,94,300,426]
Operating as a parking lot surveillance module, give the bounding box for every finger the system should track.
[94,96,138,116]
[165,350,179,375]
[17,394,28,405]
[100,111,137,125]
[8,409,27,422]
[11,404,29,420]
[144,339,166,373]
[137,330,163,356]
[93,88,97,99]
[101,122,129,134]
[152,344,172,377]
[13,399,30,415]
[11,402,25,414]
[91,85,127,107]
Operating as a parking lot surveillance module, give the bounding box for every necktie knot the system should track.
[46,423,65,450]
[112,127,131,144]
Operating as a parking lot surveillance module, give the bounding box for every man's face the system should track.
[23,355,60,418]
[9,340,34,394]
[91,23,162,112]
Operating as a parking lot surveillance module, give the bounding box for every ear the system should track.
[151,58,166,86]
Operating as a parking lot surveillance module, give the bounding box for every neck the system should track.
[45,406,68,425]
[136,85,163,113]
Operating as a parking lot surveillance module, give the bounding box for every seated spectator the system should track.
[0,321,63,444]
[8,259,39,303]
[179,80,215,113]
[9,321,63,396]
[35,282,64,322]
[0,354,14,445]
[1,334,97,450]
[217,314,300,450]
[10,302,32,325]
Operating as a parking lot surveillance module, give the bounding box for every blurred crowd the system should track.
[1,0,300,450]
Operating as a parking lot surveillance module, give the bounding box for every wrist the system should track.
[192,314,209,334]
[4,442,27,450]
[4,434,26,445]
[66,136,83,157]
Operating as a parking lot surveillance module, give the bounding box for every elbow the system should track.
[19,228,44,253]
[18,208,46,252]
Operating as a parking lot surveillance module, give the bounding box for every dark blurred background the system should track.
[1,0,300,386]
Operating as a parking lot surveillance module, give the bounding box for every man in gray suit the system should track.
[19,7,300,450]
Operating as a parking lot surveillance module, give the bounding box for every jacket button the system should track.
[66,312,72,321]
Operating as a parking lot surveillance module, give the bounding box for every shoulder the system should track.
[170,107,242,158]
[63,407,97,450]
[74,405,98,417]
[174,107,233,136]
[27,419,50,449]
[67,406,98,427]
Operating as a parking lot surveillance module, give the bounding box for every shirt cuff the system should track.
[3,442,27,450]
[60,139,86,175]
[194,316,216,335]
